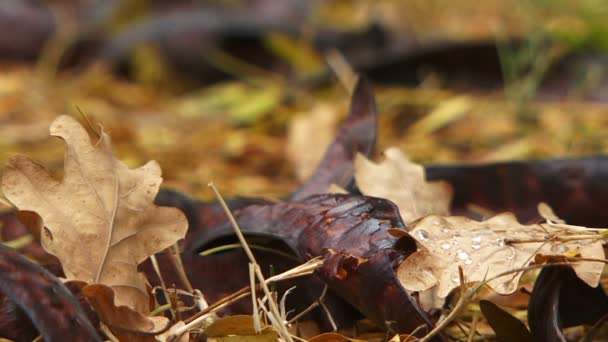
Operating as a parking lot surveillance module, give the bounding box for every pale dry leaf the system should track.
[398,213,605,298]
[204,315,279,342]
[537,202,565,224]
[82,284,170,342]
[1,115,187,312]
[286,103,340,181]
[354,147,452,223]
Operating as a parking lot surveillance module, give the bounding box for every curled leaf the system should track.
[0,244,101,341]
[82,284,169,342]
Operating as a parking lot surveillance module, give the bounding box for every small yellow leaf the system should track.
[408,96,472,134]
[204,315,278,342]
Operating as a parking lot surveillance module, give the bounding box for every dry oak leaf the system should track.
[354,147,452,223]
[82,284,172,342]
[397,212,605,298]
[1,115,187,313]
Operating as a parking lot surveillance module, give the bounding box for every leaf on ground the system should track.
[204,315,278,342]
[286,103,340,181]
[81,284,169,342]
[397,212,604,297]
[307,332,366,342]
[1,115,188,312]
[290,77,377,200]
[480,299,533,342]
[194,194,437,338]
[355,147,452,223]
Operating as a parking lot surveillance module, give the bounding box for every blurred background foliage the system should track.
[1,0,608,200]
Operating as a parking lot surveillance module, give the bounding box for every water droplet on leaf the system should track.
[414,229,429,241]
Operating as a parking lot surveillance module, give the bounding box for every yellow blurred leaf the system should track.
[408,96,472,134]
[205,315,278,342]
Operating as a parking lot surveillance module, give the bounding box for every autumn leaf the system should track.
[286,103,340,181]
[397,211,605,298]
[1,115,188,313]
[203,315,278,342]
[81,284,172,342]
[355,147,453,223]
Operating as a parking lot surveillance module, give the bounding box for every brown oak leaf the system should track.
[1,115,187,313]
[355,147,452,223]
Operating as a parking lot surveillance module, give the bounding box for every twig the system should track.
[506,234,605,244]
[250,263,261,333]
[149,254,174,318]
[418,262,573,341]
[467,312,479,342]
[169,184,322,341]
[288,285,327,324]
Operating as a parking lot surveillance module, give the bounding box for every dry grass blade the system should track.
[169,258,322,340]
[208,181,293,341]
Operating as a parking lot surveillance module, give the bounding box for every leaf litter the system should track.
[354,145,606,299]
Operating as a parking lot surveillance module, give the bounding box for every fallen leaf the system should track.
[1,115,188,312]
[290,77,377,200]
[82,284,169,342]
[407,96,472,134]
[204,315,278,342]
[287,103,340,181]
[355,147,452,223]
[307,332,366,342]
[480,300,533,342]
[193,194,439,339]
[398,212,604,297]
